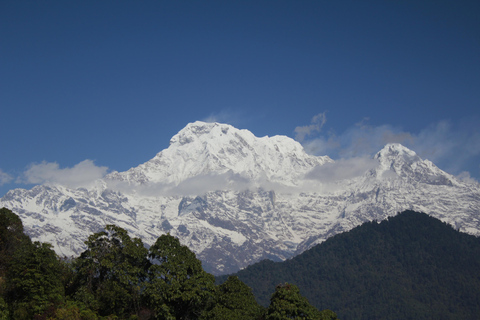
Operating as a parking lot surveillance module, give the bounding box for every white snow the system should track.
[1,122,480,275]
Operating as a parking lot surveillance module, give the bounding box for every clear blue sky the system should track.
[1,0,479,196]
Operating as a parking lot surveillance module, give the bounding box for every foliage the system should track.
[230,210,480,320]
[6,241,64,318]
[72,225,149,318]
[204,275,264,320]
[144,234,215,319]
[265,283,328,320]
[0,208,30,277]
[0,297,8,320]
[49,300,99,320]
[1,207,342,320]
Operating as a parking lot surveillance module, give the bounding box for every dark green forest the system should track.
[3,206,480,320]
[0,207,337,320]
[220,210,480,320]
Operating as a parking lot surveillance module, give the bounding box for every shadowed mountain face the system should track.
[1,122,480,275]
[222,210,480,320]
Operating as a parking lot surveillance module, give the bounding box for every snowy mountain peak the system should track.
[372,143,456,186]
[169,121,239,146]
[374,143,420,171]
[2,123,480,275]
[375,143,418,161]
[107,122,332,188]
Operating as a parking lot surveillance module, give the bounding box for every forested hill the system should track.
[219,210,480,320]
[0,207,339,319]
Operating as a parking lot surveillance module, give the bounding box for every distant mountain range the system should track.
[222,210,480,320]
[1,121,479,274]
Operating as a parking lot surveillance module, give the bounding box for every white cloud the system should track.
[0,169,13,186]
[305,157,379,182]
[297,116,480,179]
[294,112,327,142]
[168,172,251,196]
[107,171,253,197]
[202,109,242,125]
[301,119,413,159]
[21,160,108,188]
[413,121,480,174]
[456,171,478,184]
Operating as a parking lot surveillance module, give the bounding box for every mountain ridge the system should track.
[220,210,480,320]
[1,122,479,274]
[105,121,333,189]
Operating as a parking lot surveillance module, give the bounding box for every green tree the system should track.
[0,297,8,320]
[0,207,30,319]
[0,208,30,277]
[266,283,337,320]
[144,234,215,320]
[72,225,149,318]
[6,241,64,319]
[50,300,99,320]
[204,276,264,320]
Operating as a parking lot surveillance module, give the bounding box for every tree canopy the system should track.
[227,210,480,320]
[0,207,30,277]
[205,275,264,320]
[0,207,337,320]
[266,283,337,320]
[144,233,215,319]
[72,224,149,318]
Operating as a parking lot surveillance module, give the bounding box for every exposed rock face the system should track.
[2,122,480,275]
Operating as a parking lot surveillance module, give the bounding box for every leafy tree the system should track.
[204,275,264,320]
[6,241,64,319]
[0,297,8,320]
[0,208,30,277]
[49,300,99,320]
[72,225,149,318]
[144,234,215,320]
[0,207,30,319]
[265,283,335,320]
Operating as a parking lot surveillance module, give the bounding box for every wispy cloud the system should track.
[0,169,13,186]
[167,172,251,196]
[301,118,413,158]
[294,112,327,142]
[456,171,478,184]
[305,157,379,182]
[297,115,480,180]
[202,109,243,126]
[20,160,108,188]
[107,171,253,197]
[413,121,480,174]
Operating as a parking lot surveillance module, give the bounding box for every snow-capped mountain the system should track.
[105,121,332,188]
[1,122,480,275]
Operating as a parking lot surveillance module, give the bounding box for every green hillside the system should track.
[220,210,480,319]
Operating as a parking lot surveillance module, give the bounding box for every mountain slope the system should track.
[1,122,480,275]
[222,210,480,320]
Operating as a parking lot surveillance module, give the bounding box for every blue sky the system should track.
[1,0,479,196]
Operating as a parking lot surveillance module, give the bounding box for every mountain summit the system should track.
[1,122,480,274]
[106,121,332,189]
[373,143,456,186]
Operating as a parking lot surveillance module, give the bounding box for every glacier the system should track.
[1,121,480,275]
